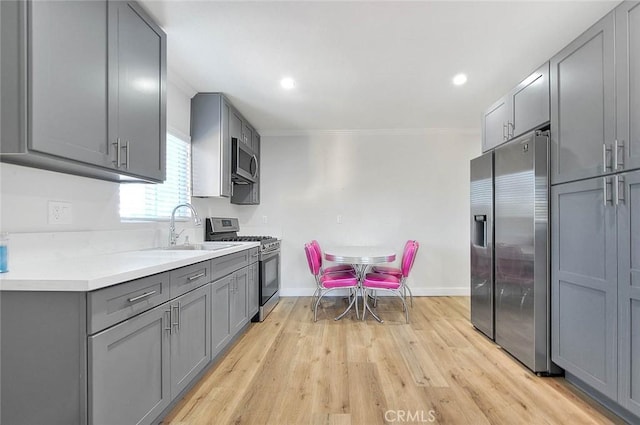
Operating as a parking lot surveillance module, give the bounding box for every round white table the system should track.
[324,246,396,322]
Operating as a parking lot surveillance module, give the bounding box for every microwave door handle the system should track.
[251,154,258,179]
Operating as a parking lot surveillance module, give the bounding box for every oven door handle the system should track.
[260,250,280,261]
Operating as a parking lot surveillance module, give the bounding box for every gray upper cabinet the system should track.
[191,93,232,197]
[0,0,166,183]
[192,93,261,203]
[89,302,171,425]
[616,2,640,174]
[550,11,616,185]
[617,171,640,416]
[482,97,510,152]
[482,63,550,152]
[109,1,166,182]
[551,177,618,399]
[510,62,550,139]
[29,0,111,168]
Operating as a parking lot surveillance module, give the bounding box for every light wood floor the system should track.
[162,296,622,425]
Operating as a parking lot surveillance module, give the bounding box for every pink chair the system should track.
[305,243,359,322]
[361,241,419,323]
[310,240,355,275]
[371,240,419,307]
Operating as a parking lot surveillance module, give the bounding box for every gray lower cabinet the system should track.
[231,266,249,334]
[617,171,640,416]
[169,284,212,398]
[551,177,618,399]
[89,282,211,425]
[550,10,616,184]
[211,274,233,358]
[552,170,640,419]
[89,302,171,425]
[0,249,257,425]
[0,0,166,183]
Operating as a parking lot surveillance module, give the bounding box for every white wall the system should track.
[244,129,480,296]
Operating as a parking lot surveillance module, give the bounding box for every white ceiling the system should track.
[140,0,618,133]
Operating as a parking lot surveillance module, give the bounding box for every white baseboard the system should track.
[280,287,470,297]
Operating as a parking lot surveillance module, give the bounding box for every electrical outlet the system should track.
[262,215,268,224]
[48,201,72,225]
[336,214,342,224]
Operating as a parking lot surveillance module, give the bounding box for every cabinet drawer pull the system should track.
[128,290,156,303]
[187,272,206,281]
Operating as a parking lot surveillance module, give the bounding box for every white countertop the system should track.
[0,242,260,292]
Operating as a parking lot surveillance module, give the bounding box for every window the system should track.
[119,132,191,220]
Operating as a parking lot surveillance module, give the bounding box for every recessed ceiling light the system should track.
[452,73,468,86]
[280,77,296,90]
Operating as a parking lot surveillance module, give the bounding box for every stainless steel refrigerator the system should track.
[471,130,559,374]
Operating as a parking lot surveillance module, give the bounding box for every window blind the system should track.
[119,133,191,220]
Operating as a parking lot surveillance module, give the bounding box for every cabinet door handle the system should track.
[128,290,156,303]
[602,144,613,173]
[123,140,130,169]
[164,309,172,334]
[112,138,121,168]
[616,175,625,206]
[172,303,180,330]
[502,123,507,141]
[614,140,625,171]
[603,177,613,206]
[188,272,206,281]
[507,121,514,138]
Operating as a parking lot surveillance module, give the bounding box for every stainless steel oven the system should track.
[258,245,280,321]
[204,217,280,321]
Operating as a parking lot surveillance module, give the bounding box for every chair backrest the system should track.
[310,240,323,267]
[304,243,321,276]
[401,240,419,278]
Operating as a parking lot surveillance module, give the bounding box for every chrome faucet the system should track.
[169,203,202,246]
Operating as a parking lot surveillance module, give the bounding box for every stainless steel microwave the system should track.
[231,137,258,184]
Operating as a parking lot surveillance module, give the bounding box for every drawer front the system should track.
[170,260,211,298]
[88,272,171,334]
[211,250,249,282]
[248,247,259,264]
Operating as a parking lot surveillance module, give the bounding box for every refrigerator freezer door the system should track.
[470,152,494,339]
[494,131,551,373]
